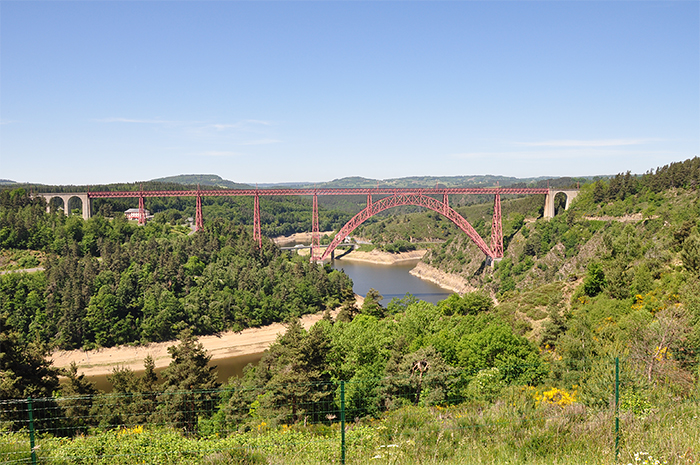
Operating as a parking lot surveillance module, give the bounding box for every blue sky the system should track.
[1,1,698,185]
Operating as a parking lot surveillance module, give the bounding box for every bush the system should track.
[438,291,493,316]
[583,263,606,297]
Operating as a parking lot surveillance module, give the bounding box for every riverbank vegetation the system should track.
[2,158,699,463]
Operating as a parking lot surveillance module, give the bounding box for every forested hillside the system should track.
[213,158,700,439]
[0,190,353,352]
[414,158,700,382]
[148,174,251,189]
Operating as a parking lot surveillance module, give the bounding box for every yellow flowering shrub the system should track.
[526,386,578,408]
[117,425,143,436]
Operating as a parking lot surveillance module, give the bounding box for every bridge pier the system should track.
[486,256,503,268]
[544,189,580,219]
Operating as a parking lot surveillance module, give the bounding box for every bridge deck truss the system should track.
[71,187,553,262]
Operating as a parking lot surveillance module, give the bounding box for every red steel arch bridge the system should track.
[36,187,579,262]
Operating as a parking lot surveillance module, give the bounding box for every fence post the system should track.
[340,380,346,465]
[614,357,620,463]
[27,397,37,465]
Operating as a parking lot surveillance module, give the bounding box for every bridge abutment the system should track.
[544,189,579,219]
[35,193,91,220]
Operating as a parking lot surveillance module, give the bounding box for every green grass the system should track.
[5,398,697,465]
[498,282,565,322]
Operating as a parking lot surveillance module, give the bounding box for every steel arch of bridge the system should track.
[321,192,496,261]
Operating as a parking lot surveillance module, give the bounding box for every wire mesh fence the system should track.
[1,357,698,465]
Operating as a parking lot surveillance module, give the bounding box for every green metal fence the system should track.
[1,357,698,465]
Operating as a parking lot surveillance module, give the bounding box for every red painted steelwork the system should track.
[195,194,203,231]
[138,195,146,226]
[491,194,503,258]
[311,193,320,262]
[320,193,494,261]
[85,187,550,260]
[87,187,549,198]
[253,194,261,248]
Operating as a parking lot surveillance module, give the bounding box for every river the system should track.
[85,258,454,391]
[331,258,452,305]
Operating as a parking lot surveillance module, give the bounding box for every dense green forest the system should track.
[0,190,353,353]
[416,158,700,388]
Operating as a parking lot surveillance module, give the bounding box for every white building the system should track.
[124,208,151,221]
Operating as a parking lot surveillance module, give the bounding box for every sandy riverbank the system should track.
[409,262,474,295]
[272,231,335,246]
[51,309,341,377]
[50,247,458,377]
[335,249,427,265]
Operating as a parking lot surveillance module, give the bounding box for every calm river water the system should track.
[86,258,454,391]
[332,258,453,305]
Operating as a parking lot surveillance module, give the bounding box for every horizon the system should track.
[1,2,698,185]
[0,169,639,188]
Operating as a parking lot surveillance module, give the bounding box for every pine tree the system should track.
[159,329,220,434]
[361,288,384,318]
[257,320,309,424]
[0,315,59,429]
[60,362,98,434]
[681,235,700,277]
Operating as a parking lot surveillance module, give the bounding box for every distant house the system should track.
[124,208,151,221]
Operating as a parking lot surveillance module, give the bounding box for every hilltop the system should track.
[152,173,595,190]
[5,173,596,193]
[260,174,591,189]
[148,174,251,189]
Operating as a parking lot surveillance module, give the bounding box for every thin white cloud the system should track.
[451,148,677,161]
[210,120,272,131]
[239,139,281,146]
[97,117,186,124]
[516,139,660,147]
[0,120,18,125]
[198,151,245,157]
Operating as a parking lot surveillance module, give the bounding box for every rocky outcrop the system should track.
[408,262,474,295]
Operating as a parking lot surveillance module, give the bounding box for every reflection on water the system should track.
[84,352,264,393]
[214,351,264,382]
[85,257,453,391]
[332,258,453,305]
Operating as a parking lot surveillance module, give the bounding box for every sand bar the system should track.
[51,309,340,377]
[335,249,427,265]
